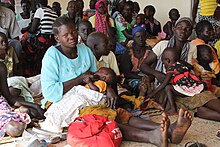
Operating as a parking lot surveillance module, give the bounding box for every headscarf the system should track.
[154,17,193,87]
[175,17,193,27]
[132,25,146,36]
[132,25,146,47]
[95,0,111,36]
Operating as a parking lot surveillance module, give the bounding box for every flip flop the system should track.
[185,141,207,147]
[216,130,220,139]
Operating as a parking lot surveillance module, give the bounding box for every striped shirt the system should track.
[34,7,58,34]
[200,0,217,16]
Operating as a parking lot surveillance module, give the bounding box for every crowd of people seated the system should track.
[0,0,220,147]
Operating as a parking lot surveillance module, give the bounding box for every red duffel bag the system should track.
[67,114,122,147]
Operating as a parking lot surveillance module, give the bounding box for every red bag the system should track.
[67,114,122,147]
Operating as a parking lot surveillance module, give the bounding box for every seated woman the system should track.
[40,16,192,147]
[16,0,33,35]
[120,25,151,96]
[21,0,58,77]
[114,1,136,47]
[89,0,115,37]
[140,17,220,122]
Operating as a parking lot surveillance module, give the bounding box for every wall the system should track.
[48,0,193,26]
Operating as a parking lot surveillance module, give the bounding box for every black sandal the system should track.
[185,141,207,147]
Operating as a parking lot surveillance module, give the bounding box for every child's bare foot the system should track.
[160,112,169,147]
[151,112,169,147]
[169,108,192,144]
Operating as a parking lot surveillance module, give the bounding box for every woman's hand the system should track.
[155,71,166,83]
[81,72,95,83]
[83,76,92,84]
[106,87,118,109]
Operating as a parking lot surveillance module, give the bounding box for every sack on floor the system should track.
[67,114,122,147]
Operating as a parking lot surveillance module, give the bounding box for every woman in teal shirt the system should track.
[41,16,97,109]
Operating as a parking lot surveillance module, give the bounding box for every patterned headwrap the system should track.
[95,0,111,36]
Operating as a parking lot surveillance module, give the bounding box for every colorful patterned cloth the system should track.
[0,97,31,138]
[167,62,204,96]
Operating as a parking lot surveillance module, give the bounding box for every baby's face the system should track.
[95,68,112,84]
[136,15,145,24]
[199,49,213,63]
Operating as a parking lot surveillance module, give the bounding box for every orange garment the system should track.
[80,105,133,125]
[120,95,144,109]
[85,80,107,93]
[191,38,219,66]
[129,49,151,72]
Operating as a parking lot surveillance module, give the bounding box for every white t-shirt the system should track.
[152,40,197,65]
[34,7,58,34]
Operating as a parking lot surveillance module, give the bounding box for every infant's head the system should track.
[95,67,117,85]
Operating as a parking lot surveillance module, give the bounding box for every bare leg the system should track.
[118,112,169,147]
[169,108,192,144]
[165,85,178,115]
[204,99,220,113]
[0,62,16,105]
[128,116,160,131]
[196,106,220,121]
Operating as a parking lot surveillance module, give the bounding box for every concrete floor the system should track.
[1,115,219,147]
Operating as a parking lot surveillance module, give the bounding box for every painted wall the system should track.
[48,0,193,26]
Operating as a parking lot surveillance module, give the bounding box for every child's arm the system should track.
[148,73,172,98]
[83,77,99,91]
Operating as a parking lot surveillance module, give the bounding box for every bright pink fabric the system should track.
[94,0,110,36]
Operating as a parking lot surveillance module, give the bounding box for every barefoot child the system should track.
[148,47,204,115]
